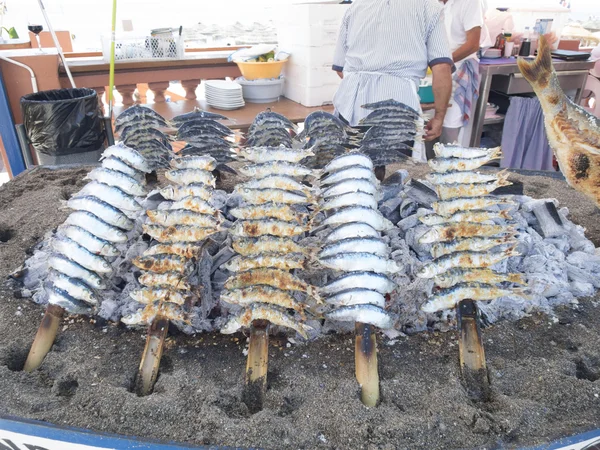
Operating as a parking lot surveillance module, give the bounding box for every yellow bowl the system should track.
[235,60,286,80]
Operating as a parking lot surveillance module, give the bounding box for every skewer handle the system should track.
[242,320,269,413]
[135,316,169,396]
[355,322,380,407]
[457,300,490,401]
[23,304,64,372]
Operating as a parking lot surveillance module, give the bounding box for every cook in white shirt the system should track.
[440,0,488,144]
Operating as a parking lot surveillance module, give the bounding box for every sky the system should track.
[2,0,599,51]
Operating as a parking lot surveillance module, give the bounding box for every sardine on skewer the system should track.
[421,283,528,313]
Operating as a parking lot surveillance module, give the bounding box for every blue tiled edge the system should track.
[0,68,26,176]
[525,428,600,450]
[0,415,245,450]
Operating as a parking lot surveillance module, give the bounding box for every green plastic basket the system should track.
[418,85,434,103]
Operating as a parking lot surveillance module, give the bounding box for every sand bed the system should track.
[1,164,600,449]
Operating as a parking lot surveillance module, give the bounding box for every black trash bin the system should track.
[21,88,105,165]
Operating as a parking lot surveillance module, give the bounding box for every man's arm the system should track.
[425,63,453,141]
[335,71,343,79]
[423,1,454,140]
[452,26,481,62]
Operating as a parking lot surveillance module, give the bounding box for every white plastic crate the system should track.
[277,24,340,48]
[101,33,184,62]
[281,43,337,69]
[275,4,349,47]
[284,80,338,107]
[283,62,340,88]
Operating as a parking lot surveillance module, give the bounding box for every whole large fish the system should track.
[518,35,600,207]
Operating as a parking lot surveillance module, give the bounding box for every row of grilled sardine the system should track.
[417,143,526,312]
[123,154,223,326]
[46,144,151,314]
[313,152,399,329]
[219,145,318,338]
[246,109,297,148]
[299,110,357,169]
[114,105,173,170]
[357,99,423,166]
[171,107,237,167]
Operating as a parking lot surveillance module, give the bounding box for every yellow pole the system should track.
[108,0,117,118]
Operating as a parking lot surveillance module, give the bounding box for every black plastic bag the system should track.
[21,88,105,156]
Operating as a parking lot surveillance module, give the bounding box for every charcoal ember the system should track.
[400,198,419,219]
[379,184,404,203]
[383,169,410,186]
[380,196,404,223]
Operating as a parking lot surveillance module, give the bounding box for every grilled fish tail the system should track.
[516,35,560,101]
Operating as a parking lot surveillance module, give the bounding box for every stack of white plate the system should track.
[204,80,245,110]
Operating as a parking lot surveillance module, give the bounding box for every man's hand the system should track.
[424,115,444,141]
[429,62,452,140]
[335,70,344,79]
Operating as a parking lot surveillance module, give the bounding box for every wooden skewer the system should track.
[135,315,169,396]
[355,322,380,407]
[457,299,490,401]
[242,319,269,413]
[23,304,65,372]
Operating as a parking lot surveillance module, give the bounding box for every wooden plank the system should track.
[59,52,235,74]
[355,322,380,407]
[135,316,169,396]
[457,299,490,402]
[64,46,246,59]
[242,320,269,413]
[0,41,32,50]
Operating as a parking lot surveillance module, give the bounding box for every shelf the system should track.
[484,114,505,125]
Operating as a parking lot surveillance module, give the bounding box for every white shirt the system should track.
[443,0,486,60]
[331,0,453,126]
